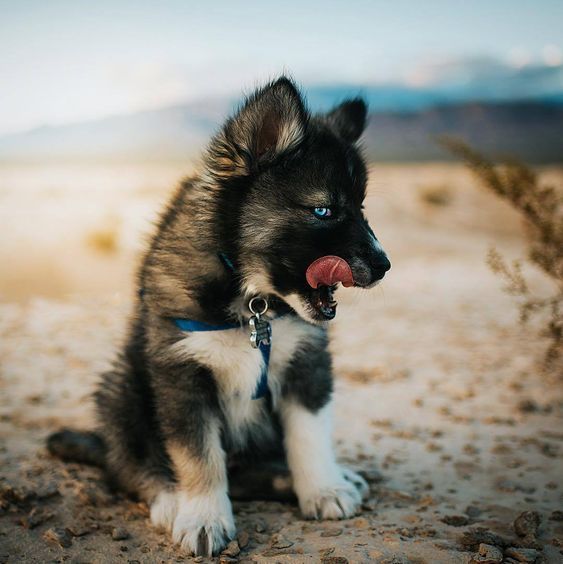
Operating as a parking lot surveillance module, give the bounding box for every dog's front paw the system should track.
[299,480,362,520]
[172,490,235,556]
[298,466,369,520]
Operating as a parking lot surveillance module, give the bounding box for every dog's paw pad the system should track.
[150,490,178,532]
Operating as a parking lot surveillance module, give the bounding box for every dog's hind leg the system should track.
[94,357,176,506]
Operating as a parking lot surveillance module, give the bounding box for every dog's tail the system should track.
[46,429,106,468]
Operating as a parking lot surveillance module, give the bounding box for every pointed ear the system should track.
[326,98,367,143]
[208,77,308,178]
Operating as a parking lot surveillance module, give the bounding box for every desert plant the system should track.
[442,138,562,370]
[85,216,121,254]
[419,184,453,207]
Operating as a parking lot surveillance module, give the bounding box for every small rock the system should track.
[320,527,343,537]
[321,558,349,564]
[270,533,294,549]
[219,557,237,564]
[353,517,370,529]
[253,532,269,544]
[67,523,92,537]
[43,527,73,548]
[20,507,54,529]
[504,546,540,562]
[517,399,540,413]
[261,547,302,557]
[0,483,34,506]
[237,530,250,548]
[514,511,540,538]
[470,543,503,563]
[466,505,483,519]
[111,527,130,541]
[35,482,60,500]
[193,557,204,563]
[460,528,510,551]
[222,540,241,557]
[549,510,563,521]
[74,483,112,507]
[255,519,267,533]
[442,515,469,527]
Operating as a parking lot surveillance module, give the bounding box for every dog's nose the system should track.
[349,252,391,287]
[372,254,391,281]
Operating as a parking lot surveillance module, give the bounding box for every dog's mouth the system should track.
[304,256,353,321]
[308,284,338,320]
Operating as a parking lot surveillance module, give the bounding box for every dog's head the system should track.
[207,77,390,323]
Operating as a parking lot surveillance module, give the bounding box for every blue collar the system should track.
[171,252,275,400]
[173,316,271,400]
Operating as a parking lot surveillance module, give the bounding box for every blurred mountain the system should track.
[1,60,562,163]
[364,101,563,162]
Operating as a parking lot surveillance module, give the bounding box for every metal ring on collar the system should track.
[248,296,268,316]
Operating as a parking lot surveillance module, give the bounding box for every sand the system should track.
[0,162,562,563]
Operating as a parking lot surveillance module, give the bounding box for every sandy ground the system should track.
[0,162,562,563]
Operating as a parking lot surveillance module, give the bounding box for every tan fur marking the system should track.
[167,424,226,496]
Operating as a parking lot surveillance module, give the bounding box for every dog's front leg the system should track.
[167,422,234,556]
[151,363,235,557]
[281,399,368,520]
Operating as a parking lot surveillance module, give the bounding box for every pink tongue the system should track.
[306,256,354,289]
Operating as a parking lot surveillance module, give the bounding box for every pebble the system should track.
[222,540,241,557]
[513,511,540,538]
[470,543,503,563]
[321,557,349,564]
[35,482,60,500]
[270,533,294,549]
[67,523,92,537]
[219,556,238,564]
[353,517,370,529]
[43,527,73,548]
[237,530,250,548]
[549,510,563,521]
[111,527,130,540]
[20,507,54,529]
[460,528,509,551]
[441,514,469,527]
[466,505,482,519]
[504,547,540,562]
[255,519,267,533]
[321,527,343,537]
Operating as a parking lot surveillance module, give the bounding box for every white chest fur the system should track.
[171,316,324,449]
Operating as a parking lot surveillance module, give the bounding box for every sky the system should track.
[1,0,562,135]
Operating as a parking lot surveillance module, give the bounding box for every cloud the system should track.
[403,56,563,100]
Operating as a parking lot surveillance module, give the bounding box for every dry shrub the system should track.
[85,217,120,254]
[442,138,563,370]
[419,184,453,207]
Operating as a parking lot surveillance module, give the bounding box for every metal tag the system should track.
[249,314,271,349]
[248,297,271,349]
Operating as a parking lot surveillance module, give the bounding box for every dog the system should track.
[47,76,391,556]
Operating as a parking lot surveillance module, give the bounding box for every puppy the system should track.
[48,77,390,556]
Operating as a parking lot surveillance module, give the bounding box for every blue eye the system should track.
[313,207,332,218]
